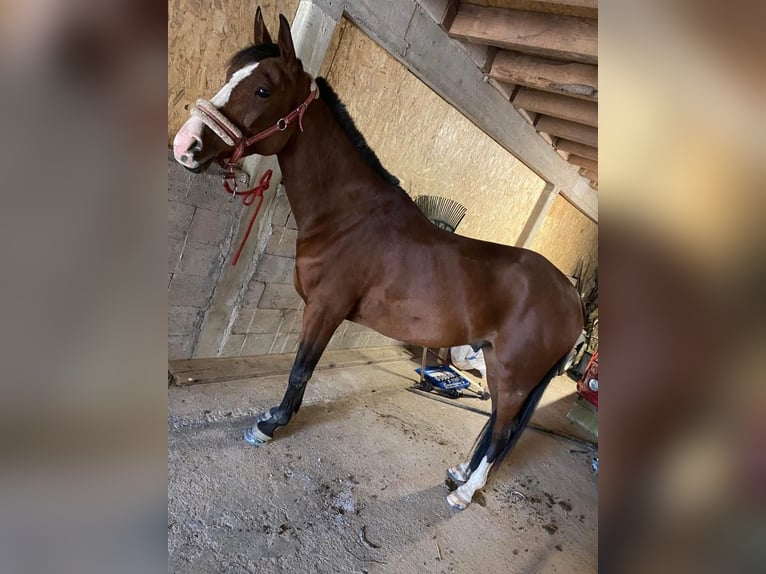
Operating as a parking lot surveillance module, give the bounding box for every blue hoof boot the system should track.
[244,425,272,445]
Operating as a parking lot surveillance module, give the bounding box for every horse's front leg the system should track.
[244,304,343,445]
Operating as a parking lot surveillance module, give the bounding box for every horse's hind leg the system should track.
[244,304,343,445]
[447,346,556,510]
[447,345,501,485]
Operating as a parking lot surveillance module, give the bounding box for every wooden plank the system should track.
[537,115,597,147]
[579,167,598,181]
[170,346,414,386]
[449,4,597,64]
[490,51,597,101]
[461,1,597,20]
[514,87,597,126]
[555,138,598,160]
[567,154,597,172]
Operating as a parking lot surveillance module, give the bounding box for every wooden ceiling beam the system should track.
[537,115,597,148]
[490,51,597,101]
[448,4,597,64]
[511,1,598,19]
[567,154,597,172]
[474,1,598,19]
[514,87,597,126]
[554,138,598,160]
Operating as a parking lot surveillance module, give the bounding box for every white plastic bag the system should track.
[450,345,486,377]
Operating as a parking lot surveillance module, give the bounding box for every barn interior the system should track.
[168,1,599,572]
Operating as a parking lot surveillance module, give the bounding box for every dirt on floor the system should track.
[168,355,597,574]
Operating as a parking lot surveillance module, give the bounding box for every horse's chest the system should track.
[293,242,359,294]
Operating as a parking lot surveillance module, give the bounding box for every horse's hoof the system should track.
[447,466,468,484]
[244,425,272,445]
[446,490,469,511]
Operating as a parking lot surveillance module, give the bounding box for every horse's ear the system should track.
[277,14,297,69]
[254,7,273,45]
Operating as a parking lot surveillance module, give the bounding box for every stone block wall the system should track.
[167,154,243,359]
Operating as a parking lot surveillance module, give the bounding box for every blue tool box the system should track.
[416,364,471,397]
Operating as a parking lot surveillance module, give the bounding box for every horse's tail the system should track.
[469,354,569,470]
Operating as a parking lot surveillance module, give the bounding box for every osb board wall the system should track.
[168,0,299,144]
[530,195,598,276]
[322,20,547,246]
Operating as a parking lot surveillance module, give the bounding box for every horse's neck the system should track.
[276,102,385,232]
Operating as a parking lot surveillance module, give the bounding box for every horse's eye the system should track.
[256,87,271,98]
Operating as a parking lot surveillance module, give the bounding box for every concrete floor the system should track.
[168,356,597,573]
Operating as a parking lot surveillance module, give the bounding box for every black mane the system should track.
[315,77,401,188]
[229,43,281,69]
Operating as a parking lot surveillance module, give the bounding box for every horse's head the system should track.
[173,8,313,171]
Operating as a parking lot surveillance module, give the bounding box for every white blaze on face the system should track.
[210,62,260,107]
[173,62,260,168]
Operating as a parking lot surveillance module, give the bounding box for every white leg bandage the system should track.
[447,456,491,510]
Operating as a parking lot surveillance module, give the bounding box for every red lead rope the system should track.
[226,169,273,266]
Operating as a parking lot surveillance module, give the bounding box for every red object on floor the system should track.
[577,351,598,409]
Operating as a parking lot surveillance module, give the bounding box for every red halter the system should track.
[190,89,318,265]
[192,89,318,194]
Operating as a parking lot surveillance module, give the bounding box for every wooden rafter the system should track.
[449,4,597,64]
[423,0,598,192]
[555,138,598,160]
[490,51,597,101]
[537,116,597,148]
[465,1,598,20]
[514,87,597,126]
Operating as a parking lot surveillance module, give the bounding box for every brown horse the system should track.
[172,9,584,510]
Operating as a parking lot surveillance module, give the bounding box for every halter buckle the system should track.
[277,118,288,131]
